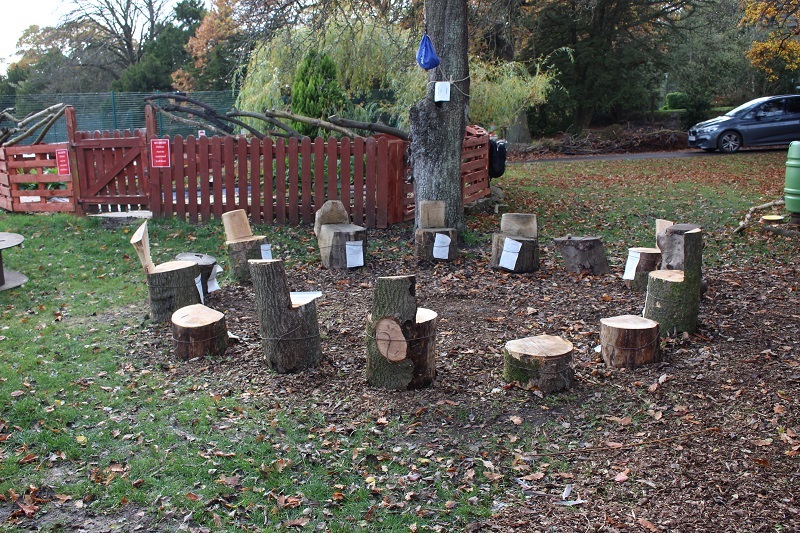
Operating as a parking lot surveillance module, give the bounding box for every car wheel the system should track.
[718,131,742,153]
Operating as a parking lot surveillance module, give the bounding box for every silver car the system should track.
[688,95,800,153]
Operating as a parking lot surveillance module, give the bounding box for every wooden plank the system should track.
[460,158,489,173]
[327,137,338,202]
[352,137,365,225]
[9,174,73,184]
[211,136,223,218]
[4,143,68,155]
[313,137,324,211]
[365,137,377,228]
[340,137,351,213]
[174,135,186,220]
[11,201,74,213]
[198,136,211,222]
[300,137,312,223]
[275,138,286,224]
[224,137,236,209]
[263,138,274,224]
[287,137,299,225]
[376,136,388,228]
[5,159,58,170]
[237,136,248,212]
[249,138,262,224]
[186,136,198,223]
[80,195,148,204]
[11,188,73,199]
[74,138,141,149]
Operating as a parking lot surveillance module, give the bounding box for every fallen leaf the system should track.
[484,472,503,481]
[637,518,659,532]
[185,492,201,501]
[607,416,632,426]
[509,416,523,425]
[520,472,545,481]
[605,441,624,449]
[614,469,629,483]
[752,438,773,447]
[284,518,310,528]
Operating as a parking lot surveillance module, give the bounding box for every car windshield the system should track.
[725,97,772,117]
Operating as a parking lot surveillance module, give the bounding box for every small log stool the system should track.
[644,228,703,335]
[222,209,267,282]
[600,315,660,368]
[175,252,217,298]
[414,201,458,261]
[249,259,322,373]
[0,232,27,291]
[503,335,574,393]
[314,200,367,269]
[366,275,438,390]
[130,222,201,322]
[490,213,539,273]
[622,247,661,292]
[553,236,610,275]
[171,304,228,360]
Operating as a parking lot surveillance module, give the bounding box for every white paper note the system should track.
[622,250,640,280]
[260,243,272,260]
[290,291,323,307]
[499,238,522,270]
[207,264,223,293]
[432,233,451,260]
[346,241,364,268]
[195,274,204,304]
[434,82,451,102]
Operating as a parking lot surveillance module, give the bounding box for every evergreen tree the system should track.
[290,50,345,137]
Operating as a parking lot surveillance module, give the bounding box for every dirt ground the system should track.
[133,225,799,532]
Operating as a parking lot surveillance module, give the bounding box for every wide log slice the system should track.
[171,304,228,360]
[600,315,660,368]
[490,234,539,273]
[623,247,661,292]
[414,228,458,262]
[249,259,322,373]
[553,236,610,275]
[147,260,201,322]
[503,335,574,393]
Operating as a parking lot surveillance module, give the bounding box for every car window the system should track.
[786,98,800,114]
[759,99,785,117]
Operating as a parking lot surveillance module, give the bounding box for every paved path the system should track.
[513,147,787,163]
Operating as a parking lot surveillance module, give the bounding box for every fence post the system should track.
[64,106,84,216]
[144,105,160,217]
[386,140,406,225]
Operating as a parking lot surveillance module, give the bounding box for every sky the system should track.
[1,0,66,74]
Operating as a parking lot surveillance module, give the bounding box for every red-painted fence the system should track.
[0,143,75,213]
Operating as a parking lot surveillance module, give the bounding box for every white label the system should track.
[346,241,364,268]
[260,243,272,260]
[499,238,522,270]
[195,274,204,304]
[432,232,451,260]
[434,82,451,102]
[207,264,223,293]
[622,250,641,280]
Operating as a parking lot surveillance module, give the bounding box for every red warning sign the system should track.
[150,139,171,168]
[55,149,71,176]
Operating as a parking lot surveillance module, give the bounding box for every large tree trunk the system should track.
[409,0,470,234]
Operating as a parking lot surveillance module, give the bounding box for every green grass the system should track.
[0,152,795,530]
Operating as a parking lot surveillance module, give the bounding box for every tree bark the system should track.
[147,260,201,322]
[171,304,228,361]
[249,259,322,373]
[409,0,470,234]
[503,335,574,393]
[600,315,660,368]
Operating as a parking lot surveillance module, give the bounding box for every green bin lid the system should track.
[789,141,800,159]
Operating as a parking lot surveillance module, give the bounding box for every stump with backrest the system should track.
[222,209,267,282]
[490,213,539,273]
[130,221,200,323]
[414,201,458,261]
[314,200,367,269]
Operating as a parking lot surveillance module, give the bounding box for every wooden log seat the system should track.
[600,315,660,368]
[657,223,701,270]
[366,275,437,390]
[490,213,539,273]
[553,236,610,275]
[222,209,268,282]
[414,228,459,262]
[622,247,662,292]
[503,335,574,393]
[175,252,217,298]
[314,200,367,269]
[249,259,322,373]
[171,304,228,360]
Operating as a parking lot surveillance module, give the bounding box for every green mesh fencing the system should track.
[0,91,239,144]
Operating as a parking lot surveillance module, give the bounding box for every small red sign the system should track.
[55,149,70,176]
[150,139,171,168]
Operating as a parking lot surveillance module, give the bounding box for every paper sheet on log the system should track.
[432,233,451,259]
[260,243,272,260]
[207,264,223,293]
[622,250,640,280]
[290,291,323,307]
[346,241,364,268]
[195,275,204,304]
[499,238,522,270]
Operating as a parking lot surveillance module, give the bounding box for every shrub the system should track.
[680,94,712,130]
[665,92,690,110]
[291,50,345,137]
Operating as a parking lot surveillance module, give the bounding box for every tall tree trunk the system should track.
[409,0,470,234]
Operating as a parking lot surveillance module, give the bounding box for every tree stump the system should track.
[366,275,437,390]
[657,223,700,270]
[553,236,610,275]
[171,304,228,360]
[490,234,539,272]
[147,260,201,322]
[600,315,660,368]
[644,228,703,335]
[249,259,322,373]
[317,223,368,269]
[622,247,662,292]
[175,252,217,298]
[414,228,458,261]
[503,335,574,393]
[222,209,268,283]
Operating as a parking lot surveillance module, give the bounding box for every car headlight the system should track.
[697,125,720,134]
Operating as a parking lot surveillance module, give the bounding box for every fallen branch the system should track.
[4,104,68,147]
[328,116,409,140]
[732,199,786,234]
[261,109,359,138]
[226,111,297,138]
[760,224,800,238]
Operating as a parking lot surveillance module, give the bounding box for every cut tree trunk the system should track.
[657,223,700,270]
[503,335,574,393]
[147,260,201,322]
[171,303,228,360]
[317,223,367,269]
[414,228,458,262]
[490,234,539,273]
[175,252,217,297]
[366,275,437,390]
[623,247,662,292]
[553,236,610,275]
[250,259,322,373]
[600,315,660,368]
[227,236,268,282]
